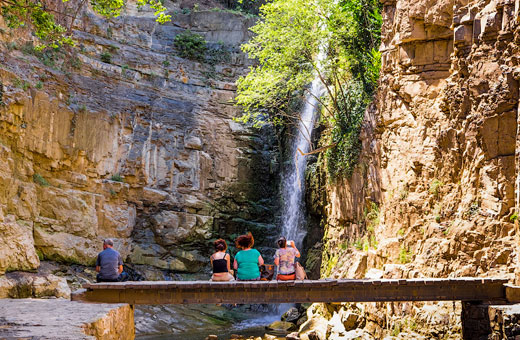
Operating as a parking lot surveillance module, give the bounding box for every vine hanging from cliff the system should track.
[235,0,381,179]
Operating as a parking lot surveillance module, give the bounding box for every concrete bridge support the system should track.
[462,302,520,340]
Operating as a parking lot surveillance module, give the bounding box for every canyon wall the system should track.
[307,0,520,338]
[0,1,278,278]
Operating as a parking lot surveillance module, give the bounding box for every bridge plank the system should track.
[71,278,509,305]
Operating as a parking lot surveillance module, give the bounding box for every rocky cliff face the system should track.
[0,1,278,277]
[307,0,520,338]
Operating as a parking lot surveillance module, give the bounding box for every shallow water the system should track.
[135,304,291,340]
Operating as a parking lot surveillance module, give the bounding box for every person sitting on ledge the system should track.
[233,233,264,281]
[95,239,128,283]
[274,236,300,280]
[210,238,234,281]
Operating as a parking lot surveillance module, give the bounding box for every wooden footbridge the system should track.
[71,278,520,305]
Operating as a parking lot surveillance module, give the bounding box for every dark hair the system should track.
[214,238,227,251]
[235,233,254,250]
[277,236,286,248]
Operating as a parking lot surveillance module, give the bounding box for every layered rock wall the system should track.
[309,0,520,337]
[0,2,278,275]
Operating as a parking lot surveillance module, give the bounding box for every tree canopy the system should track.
[235,0,381,179]
[0,0,170,48]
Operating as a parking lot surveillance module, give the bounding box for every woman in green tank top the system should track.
[233,233,264,280]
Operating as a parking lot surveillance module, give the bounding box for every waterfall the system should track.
[280,77,323,248]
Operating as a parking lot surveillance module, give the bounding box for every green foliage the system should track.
[21,41,37,55]
[364,201,379,231]
[324,254,338,277]
[511,212,518,222]
[6,41,18,51]
[136,0,170,23]
[399,246,412,264]
[324,81,369,179]
[35,81,43,89]
[173,30,207,61]
[33,173,49,186]
[206,42,232,65]
[433,203,442,223]
[110,173,123,182]
[235,0,319,127]
[353,238,363,250]
[14,78,30,90]
[369,235,378,249]
[38,47,63,68]
[209,6,259,18]
[1,0,170,49]
[397,228,404,237]
[20,42,65,69]
[334,0,382,94]
[121,64,130,77]
[2,1,70,48]
[218,0,262,15]
[391,321,402,337]
[429,179,443,196]
[68,55,82,70]
[100,51,112,63]
[235,0,381,180]
[90,0,124,17]
[36,248,45,261]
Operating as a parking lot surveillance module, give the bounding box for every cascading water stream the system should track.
[280,77,324,248]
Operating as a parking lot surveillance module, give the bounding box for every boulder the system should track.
[150,211,213,246]
[342,311,361,331]
[0,272,70,299]
[327,313,346,338]
[282,307,301,323]
[33,226,99,265]
[185,136,203,150]
[347,252,368,279]
[0,215,40,274]
[266,321,297,332]
[299,316,328,340]
[286,332,300,340]
[129,244,206,273]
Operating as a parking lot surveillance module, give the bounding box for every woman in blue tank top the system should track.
[233,233,264,280]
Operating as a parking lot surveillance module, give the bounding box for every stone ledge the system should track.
[0,299,134,340]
